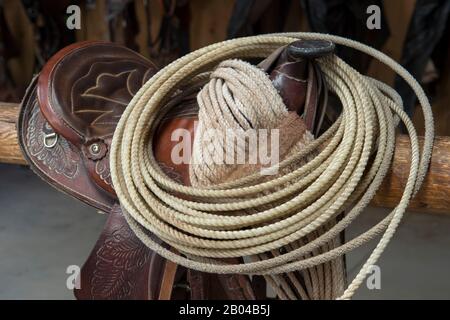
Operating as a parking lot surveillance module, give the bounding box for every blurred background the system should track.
[0,0,450,299]
[1,0,450,134]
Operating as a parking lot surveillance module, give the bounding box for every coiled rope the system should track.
[110,33,434,299]
[190,58,345,299]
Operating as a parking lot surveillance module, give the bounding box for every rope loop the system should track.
[110,33,434,299]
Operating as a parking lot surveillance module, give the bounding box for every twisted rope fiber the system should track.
[190,58,346,299]
[110,33,434,299]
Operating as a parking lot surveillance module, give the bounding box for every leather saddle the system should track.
[18,40,336,299]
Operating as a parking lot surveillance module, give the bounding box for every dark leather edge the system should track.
[17,76,113,213]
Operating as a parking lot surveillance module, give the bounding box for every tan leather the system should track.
[158,260,179,300]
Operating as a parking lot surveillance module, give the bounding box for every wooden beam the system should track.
[372,135,450,214]
[0,102,26,165]
[0,102,448,213]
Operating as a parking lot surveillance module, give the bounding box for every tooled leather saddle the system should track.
[18,40,338,300]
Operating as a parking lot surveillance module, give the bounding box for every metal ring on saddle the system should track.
[43,132,58,148]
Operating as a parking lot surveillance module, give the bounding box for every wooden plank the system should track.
[373,135,450,214]
[75,0,110,42]
[2,0,35,91]
[367,0,416,86]
[0,102,26,165]
[134,0,150,58]
[189,0,235,50]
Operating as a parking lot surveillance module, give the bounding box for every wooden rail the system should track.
[1,102,449,213]
[0,102,25,165]
[371,135,450,214]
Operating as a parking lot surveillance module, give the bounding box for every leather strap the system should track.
[158,258,179,300]
[303,61,319,131]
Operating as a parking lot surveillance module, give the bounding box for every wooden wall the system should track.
[1,0,449,135]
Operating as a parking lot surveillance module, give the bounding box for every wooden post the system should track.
[372,135,450,214]
[0,102,449,213]
[0,102,26,165]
